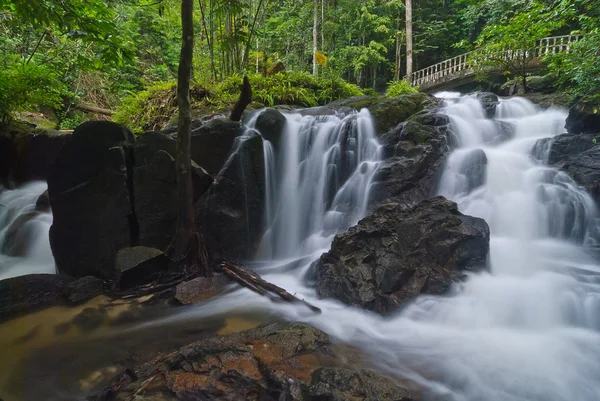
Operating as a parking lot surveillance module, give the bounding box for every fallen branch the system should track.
[72,103,114,116]
[219,259,322,314]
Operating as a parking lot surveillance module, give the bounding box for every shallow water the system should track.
[3,96,600,400]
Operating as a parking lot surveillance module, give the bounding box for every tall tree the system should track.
[405,0,413,81]
[313,0,318,75]
[172,0,196,261]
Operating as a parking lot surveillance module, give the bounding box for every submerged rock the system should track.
[0,274,70,322]
[472,92,499,118]
[99,322,416,401]
[197,131,266,260]
[316,197,490,314]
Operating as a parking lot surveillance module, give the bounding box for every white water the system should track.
[146,97,600,401]
[0,182,55,280]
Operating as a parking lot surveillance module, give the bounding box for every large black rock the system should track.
[370,117,450,208]
[316,196,490,314]
[197,131,266,260]
[133,132,212,251]
[48,121,135,280]
[188,118,243,176]
[0,129,71,187]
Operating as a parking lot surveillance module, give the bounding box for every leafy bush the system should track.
[0,58,66,125]
[114,73,363,132]
[385,80,419,97]
[545,31,600,105]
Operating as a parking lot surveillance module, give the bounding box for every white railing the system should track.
[411,34,582,87]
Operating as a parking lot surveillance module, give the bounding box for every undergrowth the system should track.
[385,79,419,97]
[114,72,364,132]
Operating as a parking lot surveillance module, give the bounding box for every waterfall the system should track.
[0,182,55,280]
[256,109,381,262]
[175,98,600,401]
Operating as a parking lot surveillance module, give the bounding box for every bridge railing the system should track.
[411,34,582,87]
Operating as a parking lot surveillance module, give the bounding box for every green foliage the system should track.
[114,73,363,132]
[0,57,65,124]
[219,73,363,108]
[385,80,419,97]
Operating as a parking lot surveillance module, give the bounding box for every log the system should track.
[219,259,322,314]
[72,103,114,116]
[229,76,252,122]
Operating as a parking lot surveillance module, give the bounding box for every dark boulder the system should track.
[310,367,414,401]
[316,197,490,314]
[547,133,600,205]
[0,129,72,187]
[35,190,50,212]
[472,92,499,118]
[133,133,213,251]
[197,131,266,260]
[48,121,135,280]
[62,276,105,304]
[0,274,71,322]
[370,119,449,208]
[254,108,286,148]
[98,322,416,401]
[189,118,243,176]
[115,246,169,289]
[174,274,229,304]
[565,106,600,135]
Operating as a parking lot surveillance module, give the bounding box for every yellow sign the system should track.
[315,51,327,67]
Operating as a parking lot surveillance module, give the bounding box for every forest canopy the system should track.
[0,0,598,129]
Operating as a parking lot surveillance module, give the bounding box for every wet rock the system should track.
[116,246,169,289]
[327,93,440,135]
[310,367,413,401]
[2,211,40,256]
[370,120,449,208]
[35,190,50,212]
[565,106,600,135]
[174,274,229,304]
[72,307,107,332]
[546,133,600,206]
[458,148,487,192]
[99,322,416,401]
[316,197,490,314]
[0,128,72,187]
[62,276,104,304]
[0,274,70,322]
[197,131,266,260]
[48,121,135,280]
[133,133,213,251]
[472,92,499,118]
[255,108,286,148]
[188,118,243,176]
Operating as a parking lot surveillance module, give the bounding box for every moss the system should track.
[114,73,364,133]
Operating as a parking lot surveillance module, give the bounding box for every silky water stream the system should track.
[3,96,600,400]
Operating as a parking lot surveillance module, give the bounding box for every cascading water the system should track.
[0,182,55,280]
[111,97,600,401]
[257,109,381,261]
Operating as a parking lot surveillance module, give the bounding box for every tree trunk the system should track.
[313,0,318,76]
[405,0,413,82]
[172,0,196,261]
[395,17,402,81]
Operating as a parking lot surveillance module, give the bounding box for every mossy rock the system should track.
[329,92,437,135]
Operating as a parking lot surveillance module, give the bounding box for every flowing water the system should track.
[0,182,54,280]
[4,96,600,400]
[161,97,600,401]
